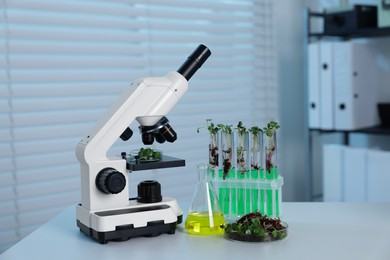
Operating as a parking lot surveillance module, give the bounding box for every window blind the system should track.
[0,0,277,253]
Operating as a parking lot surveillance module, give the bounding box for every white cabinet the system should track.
[323,145,390,202]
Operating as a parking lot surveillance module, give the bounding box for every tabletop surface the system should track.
[1,202,390,260]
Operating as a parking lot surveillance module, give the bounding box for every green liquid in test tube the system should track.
[249,129,264,215]
[266,167,279,217]
[245,171,251,214]
[264,122,279,218]
[273,167,279,216]
[259,168,265,215]
[218,169,229,215]
[229,169,237,215]
[237,171,245,216]
[250,169,259,212]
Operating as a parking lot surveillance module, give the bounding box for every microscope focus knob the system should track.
[96,168,126,194]
[137,180,162,203]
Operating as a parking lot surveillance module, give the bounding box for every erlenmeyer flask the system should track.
[185,164,225,235]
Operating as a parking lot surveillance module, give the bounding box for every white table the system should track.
[2,203,390,260]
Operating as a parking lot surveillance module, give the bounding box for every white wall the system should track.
[274,0,309,201]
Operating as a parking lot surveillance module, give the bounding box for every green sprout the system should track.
[218,123,233,179]
[235,121,248,174]
[263,121,280,137]
[236,121,247,136]
[138,148,162,161]
[197,119,220,167]
[197,119,219,135]
[224,211,287,242]
[249,126,263,170]
[248,126,262,136]
[217,123,233,135]
[263,121,280,174]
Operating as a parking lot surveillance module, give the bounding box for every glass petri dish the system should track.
[225,222,288,243]
[129,148,163,163]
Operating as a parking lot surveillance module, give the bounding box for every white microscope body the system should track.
[75,45,211,243]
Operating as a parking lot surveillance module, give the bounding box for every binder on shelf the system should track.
[323,144,343,202]
[343,147,366,202]
[378,0,390,28]
[319,42,334,130]
[333,41,379,130]
[308,42,321,129]
[366,150,390,202]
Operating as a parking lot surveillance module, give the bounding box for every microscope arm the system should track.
[75,72,188,211]
[76,44,211,211]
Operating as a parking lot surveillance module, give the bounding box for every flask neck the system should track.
[197,164,209,182]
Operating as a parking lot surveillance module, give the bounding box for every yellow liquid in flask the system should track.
[185,211,225,235]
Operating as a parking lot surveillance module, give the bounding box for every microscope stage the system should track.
[126,155,185,171]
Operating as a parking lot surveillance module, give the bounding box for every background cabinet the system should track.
[306,8,390,201]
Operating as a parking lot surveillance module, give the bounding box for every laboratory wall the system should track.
[274,0,309,202]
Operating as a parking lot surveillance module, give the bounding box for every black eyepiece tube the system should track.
[177,44,211,81]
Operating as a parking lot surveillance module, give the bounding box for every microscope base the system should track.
[76,198,183,244]
[77,217,182,244]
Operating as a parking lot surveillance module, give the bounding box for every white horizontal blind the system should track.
[0,0,277,252]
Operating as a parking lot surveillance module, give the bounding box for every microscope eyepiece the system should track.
[177,44,211,81]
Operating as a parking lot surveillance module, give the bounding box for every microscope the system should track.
[76,44,211,243]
